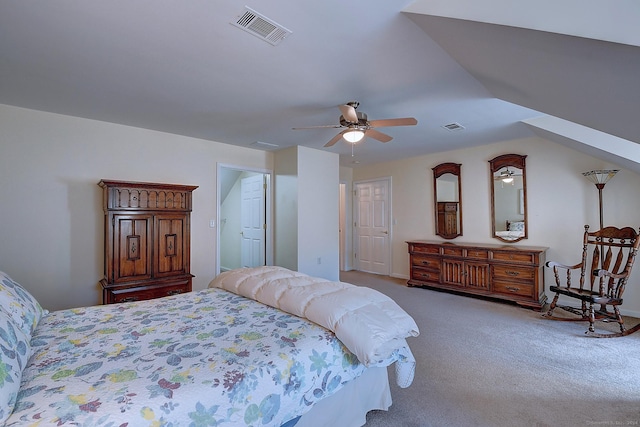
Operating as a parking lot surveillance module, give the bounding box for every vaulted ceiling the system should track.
[1,1,638,169]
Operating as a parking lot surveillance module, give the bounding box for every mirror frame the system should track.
[433,162,462,239]
[489,154,527,243]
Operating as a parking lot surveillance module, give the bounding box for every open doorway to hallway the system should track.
[217,164,272,274]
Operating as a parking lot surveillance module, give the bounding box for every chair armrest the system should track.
[593,268,628,279]
[546,261,582,270]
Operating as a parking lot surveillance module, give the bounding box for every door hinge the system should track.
[263,223,267,230]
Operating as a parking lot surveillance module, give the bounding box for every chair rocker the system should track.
[544,225,640,337]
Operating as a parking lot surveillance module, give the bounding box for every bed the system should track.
[0,267,418,426]
[495,220,525,240]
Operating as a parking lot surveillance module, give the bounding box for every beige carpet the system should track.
[339,270,640,427]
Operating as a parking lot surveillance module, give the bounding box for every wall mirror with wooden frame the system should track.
[433,162,462,239]
[489,154,527,243]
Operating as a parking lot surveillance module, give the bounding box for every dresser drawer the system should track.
[110,284,189,303]
[409,243,440,254]
[103,277,192,304]
[465,249,489,260]
[442,246,464,257]
[493,265,535,281]
[493,280,534,298]
[411,255,441,271]
[411,267,440,283]
[492,251,537,264]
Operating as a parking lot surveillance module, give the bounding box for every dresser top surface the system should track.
[407,240,548,252]
[98,179,198,192]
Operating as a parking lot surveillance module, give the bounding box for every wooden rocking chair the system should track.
[544,225,640,337]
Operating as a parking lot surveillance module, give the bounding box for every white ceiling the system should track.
[1,1,639,169]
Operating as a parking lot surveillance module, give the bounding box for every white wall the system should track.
[351,136,640,316]
[274,147,299,271]
[297,146,340,280]
[339,167,354,271]
[3,103,640,316]
[274,146,340,281]
[0,104,272,311]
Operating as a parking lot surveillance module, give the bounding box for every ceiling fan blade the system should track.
[292,124,343,130]
[365,128,393,143]
[324,131,347,147]
[339,104,358,123]
[368,117,417,128]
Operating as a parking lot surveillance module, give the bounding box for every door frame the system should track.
[353,177,392,275]
[216,163,273,275]
[339,182,347,271]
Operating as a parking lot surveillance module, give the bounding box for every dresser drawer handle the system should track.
[505,286,520,292]
[167,290,183,296]
[505,271,520,276]
[120,296,139,302]
[421,261,431,265]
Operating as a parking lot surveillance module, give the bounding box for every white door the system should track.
[240,174,266,268]
[355,179,390,275]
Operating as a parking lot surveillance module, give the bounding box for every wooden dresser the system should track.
[407,240,547,310]
[99,180,198,304]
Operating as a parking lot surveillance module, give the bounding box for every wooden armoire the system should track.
[436,202,458,236]
[98,180,198,304]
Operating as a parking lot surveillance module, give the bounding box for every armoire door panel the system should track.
[156,216,186,276]
[114,215,152,282]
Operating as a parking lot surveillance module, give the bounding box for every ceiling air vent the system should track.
[442,122,465,132]
[231,7,292,46]
[250,141,279,150]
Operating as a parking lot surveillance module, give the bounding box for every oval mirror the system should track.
[489,154,527,243]
[433,162,462,239]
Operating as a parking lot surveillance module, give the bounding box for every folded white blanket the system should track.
[209,266,419,387]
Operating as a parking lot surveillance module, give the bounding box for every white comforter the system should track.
[209,266,419,388]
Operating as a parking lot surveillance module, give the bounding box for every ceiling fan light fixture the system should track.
[500,169,514,184]
[343,129,364,143]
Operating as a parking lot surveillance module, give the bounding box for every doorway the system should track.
[217,164,272,274]
[354,178,391,275]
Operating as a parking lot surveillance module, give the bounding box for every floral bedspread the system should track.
[6,288,368,426]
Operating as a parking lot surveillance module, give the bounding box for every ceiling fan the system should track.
[292,101,418,147]
[494,168,522,184]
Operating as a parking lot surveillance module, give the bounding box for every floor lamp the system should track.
[582,169,619,304]
[582,169,619,232]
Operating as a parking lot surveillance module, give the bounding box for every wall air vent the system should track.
[231,7,292,46]
[442,122,465,131]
